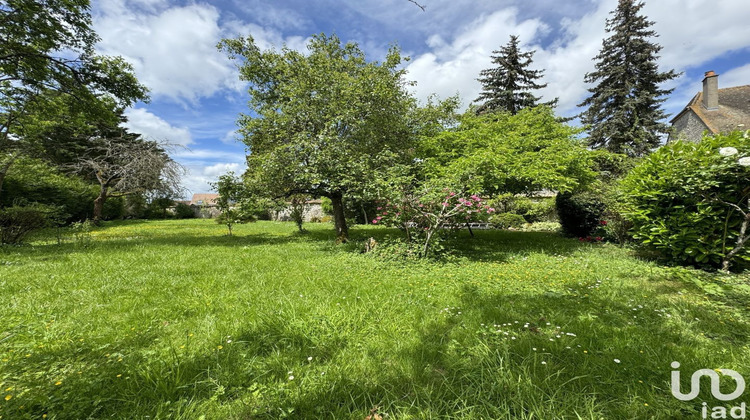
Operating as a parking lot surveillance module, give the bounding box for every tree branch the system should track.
[407,0,426,11]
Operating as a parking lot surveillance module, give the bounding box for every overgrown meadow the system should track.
[1,220,750,419]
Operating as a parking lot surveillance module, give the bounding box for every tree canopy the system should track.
[577,0,678,157]
[219,33,419,241]
[474,35,556,115]
[419,106,595,196]
[0,0,149,202]
[74,130,183,223]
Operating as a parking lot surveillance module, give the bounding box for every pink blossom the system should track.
[372,219,378,224]
[382,211,388,215]
[442,202,449,206]
[449,192,455,197]
[376,216,382,220]
[376,207,382,210]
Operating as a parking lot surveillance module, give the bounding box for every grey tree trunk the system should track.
[93,187,108,224]
[330,192,349,242]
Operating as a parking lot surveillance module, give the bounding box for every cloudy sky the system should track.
[91,0,750,198]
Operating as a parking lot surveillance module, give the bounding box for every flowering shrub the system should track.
[621,131,750,270]
[372,189,496,257]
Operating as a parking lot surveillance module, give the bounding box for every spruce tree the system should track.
[475,35,556,115]
[578,0,678,157]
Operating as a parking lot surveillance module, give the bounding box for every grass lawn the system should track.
[1,219,750,419]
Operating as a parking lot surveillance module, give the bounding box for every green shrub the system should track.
[102,196,125,220]
[70,220,93,247]
[174,203,195,219]
[490,212,527,229]
[520,221,561,232]
[1,158,95,221]
[555,191,606,238]
[0,203,55,244]
[488,195,557,223]
[620,131,750,269]
[525,198,557,223]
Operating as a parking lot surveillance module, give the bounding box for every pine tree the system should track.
[475,35,556,115]
[578,0,679,157]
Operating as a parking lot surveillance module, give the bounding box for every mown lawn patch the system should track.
[1,219,749,419]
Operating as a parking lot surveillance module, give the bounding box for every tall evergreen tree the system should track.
[578,0,678,157]
[475,35,556,115]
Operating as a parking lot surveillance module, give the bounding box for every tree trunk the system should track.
[361,203,368,226]
[722,212,750,272]
[330,192,349,242]
[93,187,108,225]
[0,153,19,206]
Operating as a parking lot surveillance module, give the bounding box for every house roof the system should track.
[190,193,219,206]
[671,85,750,134]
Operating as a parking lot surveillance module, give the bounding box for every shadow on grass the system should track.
[4,270,749,419]
[8,224,594,268]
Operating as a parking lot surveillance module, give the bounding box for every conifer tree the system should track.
[475,35,556,115]
[578,0,678,157]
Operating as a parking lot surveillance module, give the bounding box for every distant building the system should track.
[190,193,219,206]
[190,193,220,218]
[669,71,750,143]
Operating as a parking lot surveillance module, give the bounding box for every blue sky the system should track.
[90,0,750,198]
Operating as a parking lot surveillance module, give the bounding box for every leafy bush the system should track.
[174,203,195,219]
[620,131,750,270]
[555,191,606,238]
[488,195,557,223]
[144,197,175,219]
[520,222,561,232]
[0,203,55,244]
[1,158,95,221]
[70,220,93,247]
[102,196,125,220]
[366,237,425,261]
[490,212,527,229]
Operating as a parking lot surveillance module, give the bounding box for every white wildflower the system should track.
[720,147,739,156]
[739,156,750,166]
[614,359,621,364]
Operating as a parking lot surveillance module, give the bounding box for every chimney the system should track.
[702,70,719,110]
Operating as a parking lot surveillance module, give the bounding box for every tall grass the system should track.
[0,219,749,419]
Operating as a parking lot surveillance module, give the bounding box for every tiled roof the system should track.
[190,193,219,206]
[672,85,750,134]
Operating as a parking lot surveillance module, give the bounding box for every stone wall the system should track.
[669,111,711,143]
[272,203,325,222]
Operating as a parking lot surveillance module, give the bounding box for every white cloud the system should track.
[721,64,750,89]
[404,0,750,117]
[95,2,240,104]
[221,130,239,145]
[123,108,193,146]
[180,162,247,198]
[645,0,750,72]
[172,148,244,164]
[406,8,548,107]
[93,1,314,104]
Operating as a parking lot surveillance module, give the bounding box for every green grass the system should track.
[1,219,750,419]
